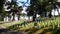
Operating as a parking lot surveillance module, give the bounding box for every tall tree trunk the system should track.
[40,12,44,18]
[18,14,20,20]
[57,8,60,16]
[33,11,36,21]
[12,12,15,21]
[45,12,47,17]
[49,11,52,18]
[18,11,21,20]
[33,15,36,21]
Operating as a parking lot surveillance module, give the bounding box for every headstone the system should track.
[15,14,18,21]
[4,16,9,22]
[57,0,60,2]
[58,21,60,28]
[11,16,13,21]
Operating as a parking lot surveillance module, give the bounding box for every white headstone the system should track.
[57,0,60,2]
[15,14,18,21]
[51,9,59,16]
[4,16,9,22]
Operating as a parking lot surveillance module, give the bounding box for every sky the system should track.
[5,0,30,12]
[16,0,30,7]
[16,0,30,14]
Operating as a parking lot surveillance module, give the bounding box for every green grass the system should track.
[0,20,25,28]
[4,17,59,31]
[0,17,60,34]
[18,17,60,30]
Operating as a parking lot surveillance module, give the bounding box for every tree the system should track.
[0,0,5,21]
[15,6,23,20]
[56,1,60,15]
[27,0,58,21]
[27,0,37,21]
[48,0,60,17]
[10,0,23,21]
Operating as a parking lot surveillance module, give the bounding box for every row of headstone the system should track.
[4,14,18,22]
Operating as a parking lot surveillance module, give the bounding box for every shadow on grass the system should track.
[7,21,34,29]
[0,29,24,34]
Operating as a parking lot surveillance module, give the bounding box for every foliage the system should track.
[26,0,59,21]
[0,0,5,20]
[56,2,60,7]
[37,0,48,5]
[45,5,53,11]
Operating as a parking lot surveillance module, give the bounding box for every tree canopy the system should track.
[26,0,60,21]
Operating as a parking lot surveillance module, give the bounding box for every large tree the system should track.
[10,0,23,21]
[27,0,58,21]
[27,0,38,21]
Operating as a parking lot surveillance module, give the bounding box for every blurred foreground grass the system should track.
[0,20,25,28]
[0,17,60,34]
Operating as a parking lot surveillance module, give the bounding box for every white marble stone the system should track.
[15,14,18,21]
[4,16,9,22]
[57,0,60,2]
[51,9,59,16]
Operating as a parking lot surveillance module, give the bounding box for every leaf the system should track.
[45,5,53,11]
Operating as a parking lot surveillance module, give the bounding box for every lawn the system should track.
[0,20,25,28]
[0,17,60,34]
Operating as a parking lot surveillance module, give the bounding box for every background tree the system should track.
[0,0,5,21]
[27,0,58,21]
[10,0,23,21]
[15,6,23,20]
[27,0,38,21]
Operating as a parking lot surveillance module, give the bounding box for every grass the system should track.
[0,17,60,34]
[0,20,25,28]
[18,17,60,30]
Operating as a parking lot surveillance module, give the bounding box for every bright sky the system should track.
[16,0,30,7]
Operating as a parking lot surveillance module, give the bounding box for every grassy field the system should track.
[0,17,60,34]
[0,20,25,28]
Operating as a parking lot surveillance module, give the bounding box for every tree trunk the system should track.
[45,12,47,17]
[49,11,52,18]
[33,16,36,21]
[12,12,15,21]
[33,11,36,21]
[40,12,44,18]
[57,8,60,16]
[18,14,20,20]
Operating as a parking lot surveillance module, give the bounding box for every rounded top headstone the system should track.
[57,0,60,2]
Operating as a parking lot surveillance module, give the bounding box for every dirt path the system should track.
[0,25,6,29]
[0,25,27,34]
[0,20,27,34]
[0,29,25,34]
